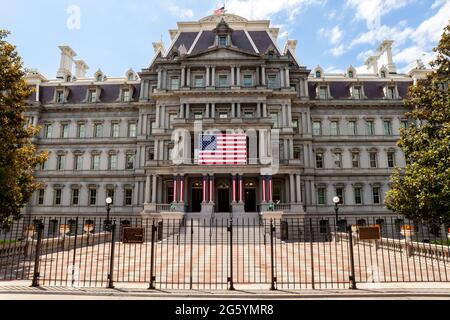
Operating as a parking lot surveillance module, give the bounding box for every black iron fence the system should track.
[1,215,449,290]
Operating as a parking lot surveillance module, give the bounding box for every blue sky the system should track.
[1,0,449,78]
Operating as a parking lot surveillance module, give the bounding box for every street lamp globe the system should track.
[106,197,113,205]
[333,196,340,204]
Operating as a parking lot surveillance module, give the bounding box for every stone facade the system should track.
[22,14,431,220]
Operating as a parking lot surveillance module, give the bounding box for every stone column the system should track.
[154,140,159,160]
[285,67,290,87]
[262,103,267,118]
[186,103,190,119]
[259,130,266,160]
[173,175,178,203]
[256,103,261,118]
[186,68,191,87]
[237,103,241,118]
[206,66,210,87]
[296,174,302,203]
[268,176,273,203]
[211,103,216,118]
[157,69,162,89]
[179,104,184,118]
[209,175,214,204]
[236,66,241,86]
[160,105,166,129]
[155,105,160,128]
[145,175,151,204]
[239,175,244,204]
[290,175,296,203]
[289,139,294,160]
[179,176,185,203]
[283,139,288,160]
[261,66,266,85]
[261,176,267,203]
[211,67,216,87]
[231,66,235,86]
[287,104,293,127]
[231,103,236,118]
[151,175,157,203]
[232,175,237,203]
[280,69,285,88]
[181,67,186,87]
[202,175,207,203]
[206,103,210,118]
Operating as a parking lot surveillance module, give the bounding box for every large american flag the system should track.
[199,134,247,165]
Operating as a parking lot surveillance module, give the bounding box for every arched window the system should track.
[348,71,354,78]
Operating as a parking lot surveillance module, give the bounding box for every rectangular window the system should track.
[353,86,362,99]
[243,75,252,87]
[270,113,279,128]
[366,121,375,135]
[317,187,326,205]
[61,124,69,138]
[169,114,177,129]
[125,189,133,206]
[122,89,130,102]
[369,152,378,168]
[219,36,227,46]
[330,121,339,136]
[109,154,118,170]
[89,90,97,103]
[44,124,52,139]
[316,153,324,169]
[319,86,328,99]
[89,189,97,206]
[373,187,381,204]
[56,90,64,103]
[352,152,360,168]
[218,75,228,87]
[333,153,342,168]
[128,123,137,137]
[94,124,103,138]
[348,121,356,135]
[401,121,408,129]
[292,120,299,132]
[126,154,135,170]
[383,121,392,136]
[170,78,180,90]
[313,121,322,136]
[336,187,344,204]
[57,155,65,171]
[386,86,396,99]
[194,75,204,88]
[77,123,86,138]
[354,187,362,205]
[92,155,100,170]
[74,155,83,171]
[267,75,277,89]
[37,189,45,205]
[71,189,79,205]
[111,123,120,138]
[54,189,62,206]
[387,152,395,168]
[107,189,115,205]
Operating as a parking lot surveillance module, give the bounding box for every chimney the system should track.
[74,60,89,78]
[56,45,77,79]
[377,40,396,74]
[284,40,298,55]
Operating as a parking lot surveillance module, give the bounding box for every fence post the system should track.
[71,217,79,287]
[189,219,194,290]
[270,219,277,290]
[228,218,235,291]
[107,222,116,289]
[148,220,157,290]
[347,225,357,290]
[309,218,315,290]
[31,220,44,287]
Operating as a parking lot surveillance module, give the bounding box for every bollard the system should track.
[107,222,116,289]
[228,218,235,290]
[348,226,357,290]
[31,221,44,287]
[270,219,277,290]
[148,220,157,290]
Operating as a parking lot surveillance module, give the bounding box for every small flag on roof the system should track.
[214,4,226,15]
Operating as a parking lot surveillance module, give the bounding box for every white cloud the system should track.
[412,1,450,47]
[167,2,194,19]
[346,0,414,29]
[318,25,344,45]
[325,66,345,73]
[432,0,447,9]
[225,0,325,20]
[329,45,347,56]
[350,24,414,47]
[356,49,375,61]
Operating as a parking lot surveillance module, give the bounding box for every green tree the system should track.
[0,30,47,226]
[385,22,450,223]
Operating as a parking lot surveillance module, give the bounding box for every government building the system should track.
[23,14,431,222]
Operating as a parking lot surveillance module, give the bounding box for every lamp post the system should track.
[333,196,340,232]
[105,197,112,231]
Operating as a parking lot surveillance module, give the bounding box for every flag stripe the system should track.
[199,133,247,165]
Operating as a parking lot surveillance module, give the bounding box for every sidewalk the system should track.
[0,281,449,300]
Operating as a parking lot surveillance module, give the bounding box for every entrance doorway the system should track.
[245,189,257,212]
[191,188,202,213]
[217,189,230,212]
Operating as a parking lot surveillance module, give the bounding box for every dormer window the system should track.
[96,74,103,82]
[380,71,386,78]
[268,52,274,59]
[315,71,321,78]
[353,86,362,99]
[127,73,134,81]
[219,36,227,47]
[348,71,354,78]
[122,89,130,102]
[56,90,64,103]
[385,85,397,99]
[319,86,328,99]
[88,89,97,103]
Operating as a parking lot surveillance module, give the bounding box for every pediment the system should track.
[187,47,260,61]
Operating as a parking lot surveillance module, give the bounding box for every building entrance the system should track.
[245,189,257,212]
[191,188,202,213]
[217,189,230,212]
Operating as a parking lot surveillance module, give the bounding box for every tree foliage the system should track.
[0,30,47,225]
[385,22,450,223]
